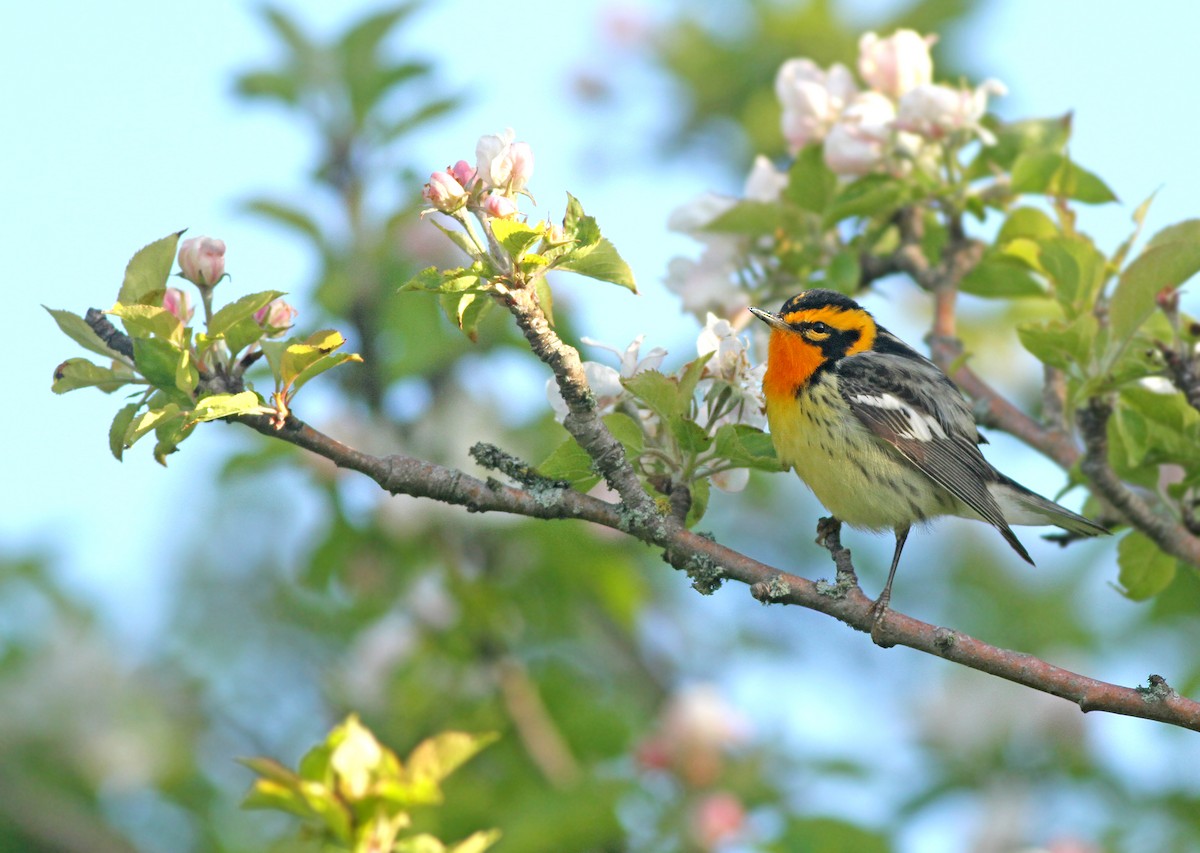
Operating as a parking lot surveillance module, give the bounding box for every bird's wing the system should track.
[835,350,1027,557]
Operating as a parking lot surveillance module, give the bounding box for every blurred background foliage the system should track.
[12,2,1200,852]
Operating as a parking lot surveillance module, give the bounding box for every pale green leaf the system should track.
[1116,531,1177,600]
[45,307,129,361]
[119,231,183,305]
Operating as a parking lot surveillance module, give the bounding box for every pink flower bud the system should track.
[254,298,298,337]
[449,159,476,188]
[858,29,935,100]
[689,792,745,850]
[177,236,226,287]
[162,287,194,324]
[483,192,519,219]
[422,170,467,212]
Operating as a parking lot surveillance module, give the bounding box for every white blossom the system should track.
[857,29,935,100]
[775,58,858,153]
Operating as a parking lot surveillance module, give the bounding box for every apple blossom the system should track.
[896,79,1007,144]
[422,170,467,212]
[177,236,226,287]
[254,298,299,337]
[823,91,896,176]
[545,335,666,423]
[857,29,935,100]
[775,58,857,153]
[664,251,748,322]
[475,128,534,194]
[743,154,788,202]
[482,192,519,219]
[162,287,194,324]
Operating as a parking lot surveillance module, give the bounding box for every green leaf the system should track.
[1110,223,1200,343]
[108,402,140,460]
[490,219,543,259]
[51,358,136,394]
[400,265,489,294]
[534,278,554,327]
[1116,531,1177,600]
[1039,235,1107,316]
[439,292,494,342]
[785,144,836,212]
[132,337,186,390]
[445,830,502,853]
[603,412,645,456]
[622,370,683,421]
[45,307,129,361]
[126,403,183,447]
[187,391,263,425]
[1010,152,1117,204]
[685,477,710,528]
[677,352,713,403]
[537,437,600,491]
[965,113,1073,178]
[119,231,183,305]
[713,423,784,470]
[402,730,497,791]
[998,206,1059,243]
[960,252,1045,298]
[703,201,782,237]
[671,418,712,453]
[109,303,184,343]
[555,194,636,291]
[824,175,907,225]
[826,250,860,294]
[279,329,356,390]
[1016,314,1098,373]
[175,349,199,395]
[556,237,637,292]
[208,290,284,340]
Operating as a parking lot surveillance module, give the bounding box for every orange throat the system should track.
[763,330,822,402]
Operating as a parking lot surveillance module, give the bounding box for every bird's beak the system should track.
[748,306,791,333]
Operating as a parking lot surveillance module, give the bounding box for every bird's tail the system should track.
[988,475,1108,537]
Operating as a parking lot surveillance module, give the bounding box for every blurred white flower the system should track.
[667,191,738,235]
[896,79,1007,144]
[743,154,788,202]
[823,91,897,176]
[775,58,858,153]
[857,29,935,100]
[697,313,748,380]
[665,250,749,322]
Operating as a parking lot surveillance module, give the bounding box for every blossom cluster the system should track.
[777,28,1005,175]
[164,235,297,340]
[421,128,534,219]
[545,313,766,492]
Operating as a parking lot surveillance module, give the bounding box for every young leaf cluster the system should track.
[49,231,360,463]
[242,715,499,853]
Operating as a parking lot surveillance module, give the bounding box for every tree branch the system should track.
[232,412,1200,733]
[1078,399,1200,566]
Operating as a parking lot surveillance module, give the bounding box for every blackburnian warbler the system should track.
[750,289,1107,632]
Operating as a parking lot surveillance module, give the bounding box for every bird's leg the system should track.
[870,526,909,646]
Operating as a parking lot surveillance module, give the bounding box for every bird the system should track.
[748,289,1107,636]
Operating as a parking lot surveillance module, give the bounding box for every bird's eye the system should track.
[810,321,830,334]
